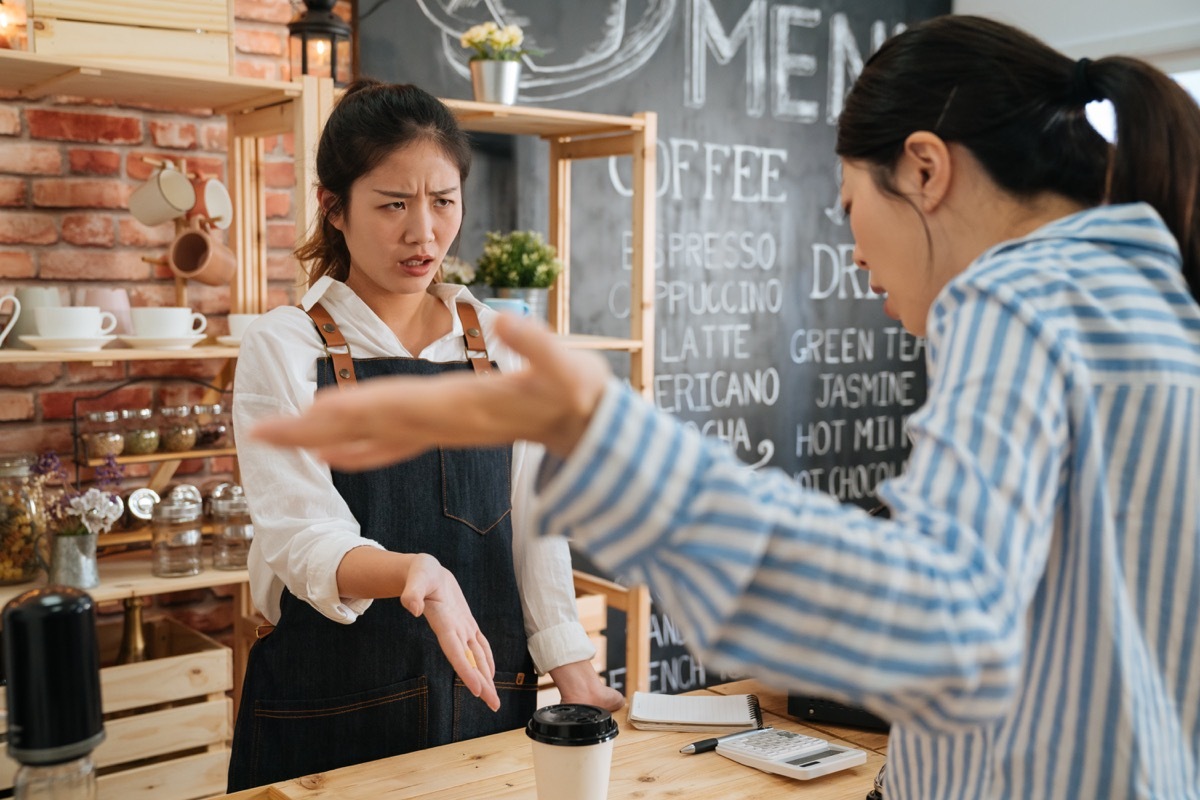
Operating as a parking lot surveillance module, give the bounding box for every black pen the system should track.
[679,726,773,754]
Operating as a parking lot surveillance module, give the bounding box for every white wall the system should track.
[953,0,1200,73]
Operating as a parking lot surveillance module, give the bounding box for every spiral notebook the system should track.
[628,691,764,733]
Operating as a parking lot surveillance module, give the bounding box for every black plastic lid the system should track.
[3,587,105,765]
[526,704,618,747]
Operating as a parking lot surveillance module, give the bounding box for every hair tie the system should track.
[1067,57,1103,105]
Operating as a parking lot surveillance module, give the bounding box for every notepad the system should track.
[628,691,764,733]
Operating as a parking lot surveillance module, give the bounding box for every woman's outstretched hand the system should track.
[251,314,610,470]
[401,553,500,712]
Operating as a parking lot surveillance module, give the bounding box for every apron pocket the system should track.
[441,446,512,533]
[452,670,539,742]
[248,676,429,787]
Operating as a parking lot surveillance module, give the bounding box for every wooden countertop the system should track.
[215,682,887,799]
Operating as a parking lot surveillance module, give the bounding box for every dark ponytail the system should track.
[294,78,472,286]
[837,15,1200,301]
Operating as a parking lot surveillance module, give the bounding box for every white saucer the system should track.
[118,334,207,350]
[216,335,242,347]
[19,335,117,352]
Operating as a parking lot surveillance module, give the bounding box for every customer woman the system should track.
[226,79,620,791]
[251,17,1200,800]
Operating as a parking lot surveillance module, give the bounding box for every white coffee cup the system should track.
[526,705,618,800]
[130,307,207,338]
[6,286,63,348]
[34,306,117,339]
[0,294,21,348]
[129,164,196,226]
[226,313,262,340]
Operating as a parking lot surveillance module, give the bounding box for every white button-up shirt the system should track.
[233,276,593,673]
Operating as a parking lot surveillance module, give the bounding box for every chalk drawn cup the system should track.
[168,223,236,286]
[483,297,532,317]
[129,164,196,227]
[0,295,21,348]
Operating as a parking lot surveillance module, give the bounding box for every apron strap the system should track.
[304,300,494,386]
[457,302,493,376]
[304,301,358,388]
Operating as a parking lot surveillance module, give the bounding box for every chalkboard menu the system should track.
[359,0,949,694]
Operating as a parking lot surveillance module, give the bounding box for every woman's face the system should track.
[840,158,939,337]
[329,139,464,300]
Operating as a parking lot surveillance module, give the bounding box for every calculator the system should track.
[716,728,867,780]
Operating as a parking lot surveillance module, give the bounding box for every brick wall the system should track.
[0,0,350,646]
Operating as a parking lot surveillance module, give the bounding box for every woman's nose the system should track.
[852,245,868,270]
[404,207,435,244]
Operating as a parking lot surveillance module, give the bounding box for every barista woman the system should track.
[226,79,620,791]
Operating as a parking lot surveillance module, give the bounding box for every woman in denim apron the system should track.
[227,79,621,792]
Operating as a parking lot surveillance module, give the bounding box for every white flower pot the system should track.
[470,60,521,105]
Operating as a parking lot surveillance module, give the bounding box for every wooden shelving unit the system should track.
[442,98,657,396]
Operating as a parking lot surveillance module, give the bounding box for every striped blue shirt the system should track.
[535,203,1200,798]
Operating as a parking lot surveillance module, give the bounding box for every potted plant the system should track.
[460,21,537,105]
[475,230,563,320]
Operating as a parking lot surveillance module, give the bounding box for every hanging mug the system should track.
[186,175,233,230]
[129,163,196,227]
[168,220,237,286]
[0,294,20,348]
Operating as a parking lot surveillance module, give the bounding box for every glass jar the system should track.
[120,408,160,455]
[210,483,252,570]
[80,410,124,460]
[0,453,42,585]
[150,486,203,578]
[192,402,230,448]
[158,405,198,453]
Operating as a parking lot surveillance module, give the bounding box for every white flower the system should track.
[66,488,123,535]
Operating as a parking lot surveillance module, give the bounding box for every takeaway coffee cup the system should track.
[526,704,618,800]
[131,307,207,338]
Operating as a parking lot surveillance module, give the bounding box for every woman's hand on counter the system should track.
[250,314,611,469]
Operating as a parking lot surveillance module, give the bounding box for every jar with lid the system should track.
[0,453,42,585]
[80,410,124,460]
[210,482,252,570]
[158,405,198,453]
[120,407,159,455]
[150,485,203,578]
[192,402,230,448]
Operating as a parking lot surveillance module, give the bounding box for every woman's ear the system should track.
[318,187,343,231]
[898,131,952,213]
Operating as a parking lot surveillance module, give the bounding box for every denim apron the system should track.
[227,302,537,791]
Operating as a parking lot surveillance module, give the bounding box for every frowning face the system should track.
[328,139,464,301]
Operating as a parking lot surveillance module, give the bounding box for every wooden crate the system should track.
[0,617,232,800]
[28,0,234,77]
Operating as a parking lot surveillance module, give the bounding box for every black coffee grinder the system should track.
[3,587,105,799]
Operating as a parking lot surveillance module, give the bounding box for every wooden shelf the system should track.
[81,447,237,467]
[561,334,645,351]
[444,97,650,139]
[0,345,239,364]
[0,49,299,114]
[0,550,247,608]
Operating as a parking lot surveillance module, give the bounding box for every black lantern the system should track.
[288,0,352,87]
